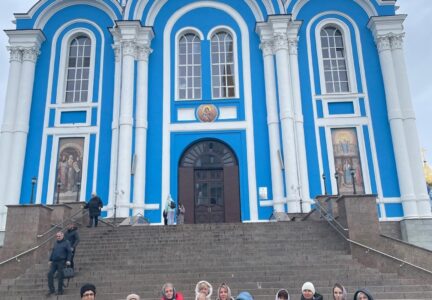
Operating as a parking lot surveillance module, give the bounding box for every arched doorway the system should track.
[178,140,240,224]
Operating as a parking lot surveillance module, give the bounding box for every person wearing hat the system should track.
[275,289,290,300]
[301,282,323,300]
[80,283,96,299]
[162,282,184,300]
[126,293,141,300]
[333,283,348,300]
[84,192,103,227]
[353,289,374,300]
[236,291,254,300]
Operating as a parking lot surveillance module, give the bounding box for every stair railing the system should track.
[37,207,88,238]
[0,207,88,267]
[314,197,432,276]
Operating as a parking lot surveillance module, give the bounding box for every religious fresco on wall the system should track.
[55,138,84,203]
[331,128,364,194]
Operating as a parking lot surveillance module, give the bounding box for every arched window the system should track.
[211,31,235,98]
[65,35,91,103]
[320,26,349,93]
[178,33,201,100]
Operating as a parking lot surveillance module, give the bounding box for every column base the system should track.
[401,218,432,250]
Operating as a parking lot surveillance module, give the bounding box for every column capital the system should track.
[113,44,121,62]
[288,38,298,55]
[273,33,289,52]
[6,46,22,63]
[368,15,406,48]
[375,35,391,52]
[390,33,405,50]
[121,40,137,58]
[259,41,274,57]
[256,22,274,56]
[136,45,152,61]
[22,47,40,62]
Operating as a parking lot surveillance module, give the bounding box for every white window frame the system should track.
[325,125,372,195]
[175,27,204,101]
[56,28,96,105]
[46,134,90,204]
[207,26,239,99]
[315,19,357,95]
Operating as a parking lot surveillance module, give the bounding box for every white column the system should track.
[116,39,136,217]
[287,21,311,212]
[374,35,417,217]
[390,34,432,216]
[107,43,122,217]
[0,46,22,231]
[133,35,153,216]
[270,16,302,213]
[6,46,41,205]
[256,24,285,215]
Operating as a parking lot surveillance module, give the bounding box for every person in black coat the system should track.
[84,192,103,227]
[47,231,72,296]
[64,223,80,269]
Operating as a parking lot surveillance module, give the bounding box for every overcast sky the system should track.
[0,0,431,164]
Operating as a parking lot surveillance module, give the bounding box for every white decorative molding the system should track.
[207,25,240,99]
[218,106,238,120]
[177,108,196,121]
[141,0,264,24]
[6,46,23,62]
[56,27,98,105]
[314,18,358,95]
[306,11,385,204]
[33,0,119,29]
[36,19,105,205]
[163,1,258,221]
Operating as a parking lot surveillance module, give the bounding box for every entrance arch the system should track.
[178,140,240,224]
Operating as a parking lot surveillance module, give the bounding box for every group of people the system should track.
[163,195,186,225]
[74,280,374,300]
[47,191,105,296]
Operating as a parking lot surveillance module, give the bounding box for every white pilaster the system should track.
[368,16,418,217]
[6,46,41,205]
[113,21,141,217]
[133,27,154,216]
[107,40,122,218]
[287,21,311,212]
[2,30,45,219]
[0,46,22,231]
[390,33,431,216]
[256,23,285,215]
[270,15,302,213]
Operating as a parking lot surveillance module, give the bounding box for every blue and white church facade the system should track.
[0,0,430,229]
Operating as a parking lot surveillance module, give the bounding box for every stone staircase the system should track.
[1,221,432,299]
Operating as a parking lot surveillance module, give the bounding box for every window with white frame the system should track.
[178,33,202,100]
[211,31,235,98]
[65,35,91,103]
[320,26,349,93]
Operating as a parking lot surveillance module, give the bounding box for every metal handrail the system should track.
[314,198,348,232]
[0,208,87,266]
[314,196,432,275]
[37,208,88,238]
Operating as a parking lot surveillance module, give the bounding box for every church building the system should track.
[0,0,430,230]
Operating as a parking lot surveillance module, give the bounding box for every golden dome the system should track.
[424,161,432,186]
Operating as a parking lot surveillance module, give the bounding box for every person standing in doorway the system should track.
[177,202,185,224]
[166,195,176,225]
[84,192,103,227]
[46,231,71,296]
